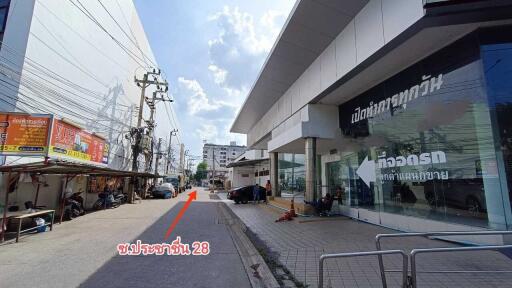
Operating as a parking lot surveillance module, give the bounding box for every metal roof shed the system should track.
[0,160,157,242]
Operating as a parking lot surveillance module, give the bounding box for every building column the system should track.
[270,152,280,197]
[305,137,316,203]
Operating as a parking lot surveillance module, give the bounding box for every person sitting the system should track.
[304,193,334,216]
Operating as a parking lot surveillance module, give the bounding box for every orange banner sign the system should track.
[48,119,109,165]
[0,113,52,156]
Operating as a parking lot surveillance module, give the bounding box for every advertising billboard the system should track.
[48,119,109,165]
[0,113,52,156]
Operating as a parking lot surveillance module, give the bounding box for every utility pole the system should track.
[166,129,178,175]
[129,68,168,203]
[144,89,172,173]
[210,146,218,191]
[212,147,215,181]
[132,69,167,172]
[184,149,189,175]
[154,137,162,183]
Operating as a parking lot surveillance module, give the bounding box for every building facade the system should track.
[202,142,246,179]
[227,149,269,189]
[0,0,173,212]
[0,0,174,171]
[231,0,512,243]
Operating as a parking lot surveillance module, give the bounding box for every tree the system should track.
[194,161,208,182]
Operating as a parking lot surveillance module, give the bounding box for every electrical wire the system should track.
[67,0,148,68]
[0,40,131,107]
[36,0,130,73]
[29,33,109,88]
[96,0,155,67]
[0,60,131,125]
[0,75,128,134]
[1,1,183,155]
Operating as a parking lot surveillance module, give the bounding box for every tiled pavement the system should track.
[221,194,512,288]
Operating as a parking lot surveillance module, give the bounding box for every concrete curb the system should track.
[218,202,280,288]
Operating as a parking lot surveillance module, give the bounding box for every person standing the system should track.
[265,180,272,203]
[253,183,260,204]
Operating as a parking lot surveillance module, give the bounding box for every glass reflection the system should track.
[278,153,305,197]
[332,28,512,228]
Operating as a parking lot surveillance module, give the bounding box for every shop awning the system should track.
[0,160,163,241]
[0,160,159,177]
[226,158,269,168]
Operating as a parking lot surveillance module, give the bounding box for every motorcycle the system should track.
[93,191,121,210]
[63,192,85,220]
[113,190,128,204]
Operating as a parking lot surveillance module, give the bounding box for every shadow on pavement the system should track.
[79,201,251,288]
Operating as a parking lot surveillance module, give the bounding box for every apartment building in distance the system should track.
[202,141,246,179]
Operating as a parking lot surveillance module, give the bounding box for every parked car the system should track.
[423,178,486,214]
[227,185,267,204]
[152,183,175,199]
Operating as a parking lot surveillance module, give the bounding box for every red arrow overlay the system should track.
[164,191,197,240]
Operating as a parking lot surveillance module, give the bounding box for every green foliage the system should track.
[194,161,208,182]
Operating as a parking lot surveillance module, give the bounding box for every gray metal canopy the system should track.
[230,0,369,133]
[0,160,158,177]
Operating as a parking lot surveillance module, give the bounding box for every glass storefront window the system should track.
[481,26,512,228]
[326,153,360,207]
[278,153,305,197]
[333,27,512,229]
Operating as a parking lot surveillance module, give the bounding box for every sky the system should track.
[134,0,296,162]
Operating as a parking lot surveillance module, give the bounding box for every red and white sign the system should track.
[48,119,109,165]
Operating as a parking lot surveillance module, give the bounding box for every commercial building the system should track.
[231,0,512,243]
[202,142,246,179]
[0,0,174,170]
[226,149,269,188]
[0,1,173,218]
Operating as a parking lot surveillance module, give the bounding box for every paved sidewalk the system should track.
[0,188,251,288]
[220,193,512,288]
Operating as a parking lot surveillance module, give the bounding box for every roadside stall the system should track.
[0,113,161,243]
[0,160,155,243]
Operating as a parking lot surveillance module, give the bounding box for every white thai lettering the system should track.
[398,90,409,106]
[430,74,443,92]
[396,156,406,167]
[431,151,446,164]
[409,85,420,101]
[420,75,431,96]
[419,153,431,165]
[406,155,419,166]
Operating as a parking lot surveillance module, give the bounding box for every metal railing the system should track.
[410,244,512,287]
[375,230,512,288]
[318,250,408,288]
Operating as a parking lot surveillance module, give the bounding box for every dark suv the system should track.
[227,185,267,204]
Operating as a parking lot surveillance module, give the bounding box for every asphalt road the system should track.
[0,188,251,288]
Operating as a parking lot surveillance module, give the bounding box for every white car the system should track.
[152,183,175,199]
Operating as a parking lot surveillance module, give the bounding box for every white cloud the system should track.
[178,77,221,115]
[196,123,218,142]
[207,6,287,90]
[207,64,227,85]
[188,5,291,148]
[178,76,240,119]
[208,6,287,56]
